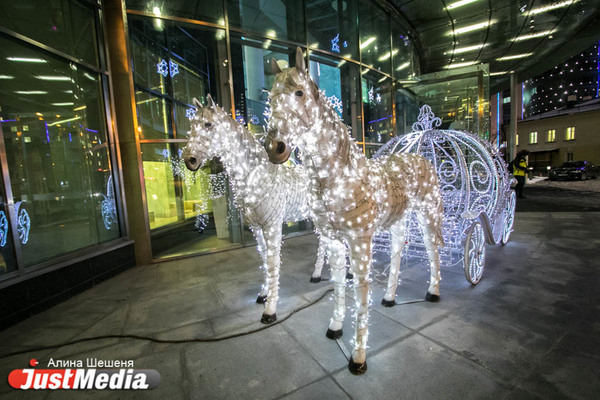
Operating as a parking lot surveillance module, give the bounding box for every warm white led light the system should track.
[15,90,47,94]
[360,36,376,49]
[514,30,554,41]
[0,75,14,79]
[396,61,410,71]
[377,49,398,61]
[497,53,533,61]
[528,0,578,15]
[51,102,75,106]
[36,76,72,81]
[444,44,486,55]
[450,21,491,35]
[446,0,479,10]
[7,57,47,63]
[446,61,478,69]
[47,116,81,126]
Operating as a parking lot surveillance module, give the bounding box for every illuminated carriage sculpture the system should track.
[373,106,516,284]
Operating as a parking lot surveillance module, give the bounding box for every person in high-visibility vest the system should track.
[512,150,529,198]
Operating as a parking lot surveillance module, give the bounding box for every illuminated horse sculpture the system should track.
[265,48,445,374]
[183,95,328,324]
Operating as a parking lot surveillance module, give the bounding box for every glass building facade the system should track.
[0,0,490,323]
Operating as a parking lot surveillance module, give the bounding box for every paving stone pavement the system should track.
[0,212,599,399]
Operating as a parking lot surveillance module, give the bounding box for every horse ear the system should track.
[270,58,282,75]
[295,47,306,73]
[193,98,203,109]
[206,94,216,108]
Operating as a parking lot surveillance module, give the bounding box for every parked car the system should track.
[549,161,598,181]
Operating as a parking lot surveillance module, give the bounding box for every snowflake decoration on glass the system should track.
[169,60,179,77]
[368,86,374,102]
[326,94,343,115]
[235,115,245,125]
[411,104,442,131]
[250,115,260,125]
[0,210,8,247]
[331,34,341,53]
[376,93,382,103]
[156,59,180,77]
[156,59,169,77]
[186,107,197,119]
[162,148,170,159]
[343,41,348,48]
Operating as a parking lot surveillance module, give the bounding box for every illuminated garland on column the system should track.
[265,48,445,375]
[182,95,328,324]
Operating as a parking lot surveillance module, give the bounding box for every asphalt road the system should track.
[516,178,600,212]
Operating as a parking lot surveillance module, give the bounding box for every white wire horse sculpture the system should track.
[265,48,445,374]
[182,95,328,324]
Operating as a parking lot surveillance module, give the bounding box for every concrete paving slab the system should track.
[279,377,350,399]
[182,325,327,400]
[332,334,512,399]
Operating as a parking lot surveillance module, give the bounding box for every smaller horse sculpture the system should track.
[183,95,327,324]
[265,48,445,374]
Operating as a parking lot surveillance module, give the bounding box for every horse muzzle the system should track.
[265,137,292,164]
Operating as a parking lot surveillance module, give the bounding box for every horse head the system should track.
[265,47,320,164]
[183,94,224,171]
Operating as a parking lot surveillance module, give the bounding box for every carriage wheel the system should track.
[501,191,516,245]
[463,221,486,285]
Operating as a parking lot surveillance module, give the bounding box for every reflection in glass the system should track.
[362,70,393,145]
[309,53,363,141]
[142,143,243,258]
[358,2,391,75]
[229,0,305,43]
[306,0,359,59]
[0,36,120,267]
[0,0,99,66]
[125,0,225,26]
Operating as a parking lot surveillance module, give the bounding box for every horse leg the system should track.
[382,218,407,307]
[254,228,269,304]
[346,236,372,375]
[310,238,327,283]
[261,225,283,324]
[416,211,442,302]
[325,239,347,339]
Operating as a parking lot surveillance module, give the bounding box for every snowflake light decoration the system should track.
[368,86,374,102]
[326,94,343,115]
[376,93,381,103]
[156,59,169,77]
[186,107,197,119]
[169,60,179,77]
[331,33,341,53]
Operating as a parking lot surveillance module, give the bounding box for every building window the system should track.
[566,126,575,140]
[529,131,538,144]
[547,129,556,142]
[516,134,519,146]
[567,152,574,162]
[0,4,121,271]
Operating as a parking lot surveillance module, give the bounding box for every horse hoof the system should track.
[256,295,267,304]
[326,328,343,340]
[348,357,367,375]
[381,299,396,307]
[346,272,354,280]
[425,292,440,302]
[310,276,321,283]
[261,313,277,324]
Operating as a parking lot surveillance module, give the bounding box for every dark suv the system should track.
[549,161,598,181]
